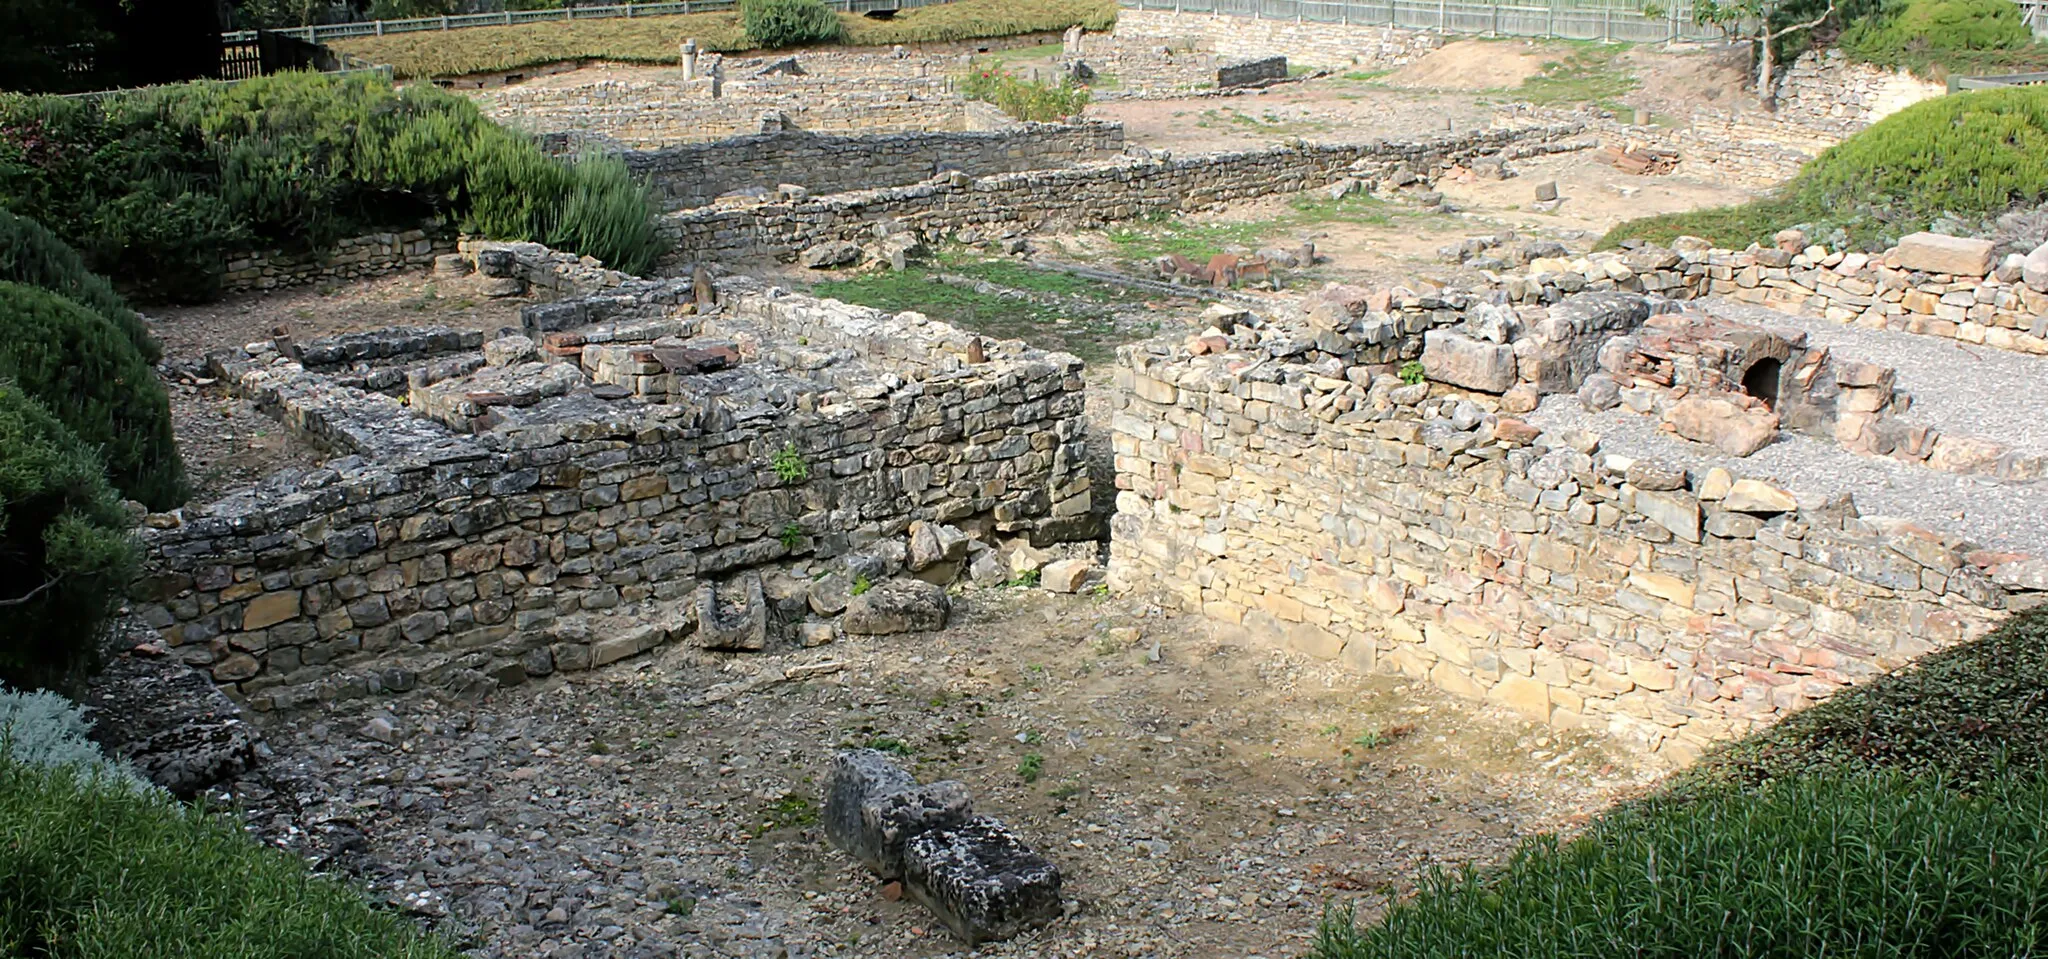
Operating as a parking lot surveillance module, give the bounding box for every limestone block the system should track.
[842,579,950,635]
[696,574,768,651]
[825,750,973,879]
[2025,241,2048,292]
[903,817,1062,945]
[1633,489,1701,543]
[1722,479,1797,514]
[1041,557,1096,593]
[1664,395,1778,457]
[1894,233,1995,277]
[1420,329,1516,393]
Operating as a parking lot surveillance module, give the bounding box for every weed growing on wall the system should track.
[961,70,1091,123]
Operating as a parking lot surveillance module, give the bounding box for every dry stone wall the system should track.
[222,227,452,294]
[1105,326,2044,758]
[625,122,1126,210]
[663,124,1589,262]
[1115,9,1442,69]
[477,72,967,147]
[133,270,1089,712]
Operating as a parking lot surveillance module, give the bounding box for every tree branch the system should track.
[1768,1,1836,40]
[0,575,61,608]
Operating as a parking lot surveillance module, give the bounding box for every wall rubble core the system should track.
[135,244,1092,711]
[1105,293,2045,758]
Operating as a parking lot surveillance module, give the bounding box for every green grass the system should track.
[1500,41,1639,112]
[334,0,1118,79]
[758,794,818,831]
[1314,607,2048,959]
[812,256,1146,364]
[1108,192,1403,263]
[1603,86,2048,251]
[0,758,459,958]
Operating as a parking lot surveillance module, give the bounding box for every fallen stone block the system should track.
[1722,478,1797,514]
[802,241,864,269]
[696,573,768,651]
[841,579,950,635]
[1895,232,1995,277]
[2025,241,2048,292]
[824,750,974,880]
[1040,557,1095,593]
[903,817,1063,945]
[1664,394,1778,457]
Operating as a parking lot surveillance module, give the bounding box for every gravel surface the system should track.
[1528,395,2048,557]
[224,590,1652,959]
[1701,298,2048,455]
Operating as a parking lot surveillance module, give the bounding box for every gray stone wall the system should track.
[133,273,1089,712]
[222,227,452,294]
[1105,336,2043,760]
[662,124,1590,262]
[476,73,968,148]
[626,122,1127,210]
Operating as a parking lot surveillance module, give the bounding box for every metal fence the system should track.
[1119,0,1726,44]
[224,0,955,45]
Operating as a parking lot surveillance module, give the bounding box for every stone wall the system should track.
[625,122,1127,210]
[662,123,1590,262]
[475,66,970,147]
[222,227,453,294]
[1115,9,1442,69]
[1487,237,2048,357]
[133,267,1090,711]
[1105,323,2044,758]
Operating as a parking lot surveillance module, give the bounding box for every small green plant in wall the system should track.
[1399,361,1427,386]
[850,574,873,596]
[771,442,809,483]
[780,523,806,551]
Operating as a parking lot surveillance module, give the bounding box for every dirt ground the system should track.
[147,272,529,503]
[249,589,1659,959]
[1091,80,1497,153]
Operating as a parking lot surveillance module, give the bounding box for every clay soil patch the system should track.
[1384,39,1552,91]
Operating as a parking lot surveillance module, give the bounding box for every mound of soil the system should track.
[1384,39,1551,90]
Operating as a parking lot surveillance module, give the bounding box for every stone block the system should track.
[842,579,950,635]
[1894,233,1995,277]
[242,590,301,630]
[903,817,1062,945]
[1040,557,1095,593]
[590,624,663,667]
[696,573,769,651]
[1634,489,1701,543]
[1723,479,1797,514]
[1420,330,1516,393]
[1664,395,1777,457]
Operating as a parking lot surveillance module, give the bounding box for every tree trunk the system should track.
[1757,33,1776,111]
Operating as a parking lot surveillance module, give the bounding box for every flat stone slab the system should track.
[904,816,1063,945]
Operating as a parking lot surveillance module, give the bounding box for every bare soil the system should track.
[1383,39,1553,91]
[1090,81,1496,153]
[249,589,1658,959]
[147,271,530,504]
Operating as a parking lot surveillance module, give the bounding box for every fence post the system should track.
[303,25,315,41]
[1547,0,1554,38]
[439,15,448,29]
[375,19,383,35]
[1438,0,1445,31]
[504,10,512,23]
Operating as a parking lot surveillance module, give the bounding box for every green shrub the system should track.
[1840,0,2035,69]
[548,151,670,278]
[961,70,1092,123]
[0,71,667,302]
[1602,87,2048,251]
[0,210,158,364]
[740,0,844,49]
[0,381,136,691]
[0,282,185,510]
[0,686,148,791]
[1315,769,2048,959]
[0,755,460,958]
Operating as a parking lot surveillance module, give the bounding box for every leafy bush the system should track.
[0,686,147,791]
[0,755,459,958]
[1602,87,2048,251]
[962,71,1092,123]
[1840,0,2037,71]
[330,0,1119,80]
[740,0,843,49]
[0,282,185,510]
[0,210,157,365]
[0,381,136,691]
[1316,769,2048,959]
[0,71,667,302]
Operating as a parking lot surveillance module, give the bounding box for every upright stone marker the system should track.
[680,38,699,80]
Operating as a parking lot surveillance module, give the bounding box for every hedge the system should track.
[0,210,157,364]
[0,381,136,692]
[740,0,844,49]
[0,282,185,510]
[0,71,666,303]
[0,755,460,958]
[1315,606,2048,958]
[1602,86,2048,251]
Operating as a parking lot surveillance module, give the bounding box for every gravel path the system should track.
[1528,395,2048,557]
[1700,298,2048,455]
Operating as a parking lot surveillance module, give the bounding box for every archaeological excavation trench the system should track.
[103,20,2048,959]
